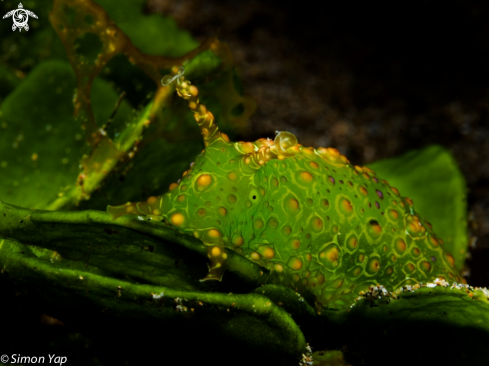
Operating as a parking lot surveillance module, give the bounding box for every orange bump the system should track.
[283,226,292,235]
[369,222,382,235]
[318,147,340,160]
[320,246,339,263]
[312,217,323,231]
[341,199,353,213]
[251,252,260,261]
[211,246,221,256]
[262,247,275,259]
[396,238,406,253]
[359,186,368,196]
[358,254,365,262]
[368,258,381,273]
[287,198,299,211]
[177,195,185,202]
[300,171,314,182]
[228,172,237,181]
[232,235,244,246]
[239,141,254,153]
[171,213,185,226]
[218,207,227,216]
[347,237,358,250]
[197,208,206,216]
[208,229,221,238]
[391,187,400,196]
[220,132,230,142]
[406,263,415,272]
[309,161,319,169]
[288,257,303,270]
[169,183,178,191]
[445,252,455,267]
[389,209,399,220]
[332,278,344,289]
[147,196,158,205]
[290,239,301,249]
[196,174,212,191]
[413,248,420,256]
[274,263,284,272]
[353,267,362,277]
[422,261,431,271]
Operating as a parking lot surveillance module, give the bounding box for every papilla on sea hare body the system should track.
[108,66,461,311]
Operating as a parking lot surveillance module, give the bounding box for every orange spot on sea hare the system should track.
[208,229,221,238]
[288,257,303,270]
[396,238,406,253]
[196,174,212,191]
[287,198,299,211]
[422,261,431,271]
[309,161,319,169]
[232,235,244,246]
[312,217,323,231]
[171,213,185,226]
[290,239,301,249]
[300,171,314,182]
[218,207,227,216]
[389,209,399,220]
[251,252,260,260]
[262,247,275,259]
[445,252,455,267]
[341,199,353,213]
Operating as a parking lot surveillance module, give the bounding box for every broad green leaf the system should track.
[0,60,131,209]
[0,201,269,289]
[0,238,306,365]
[317,285,489,365]
[366,145,468,269]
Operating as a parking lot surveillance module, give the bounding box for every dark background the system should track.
[146,0,489,286]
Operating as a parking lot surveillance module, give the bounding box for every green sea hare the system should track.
[108,66,464,311]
